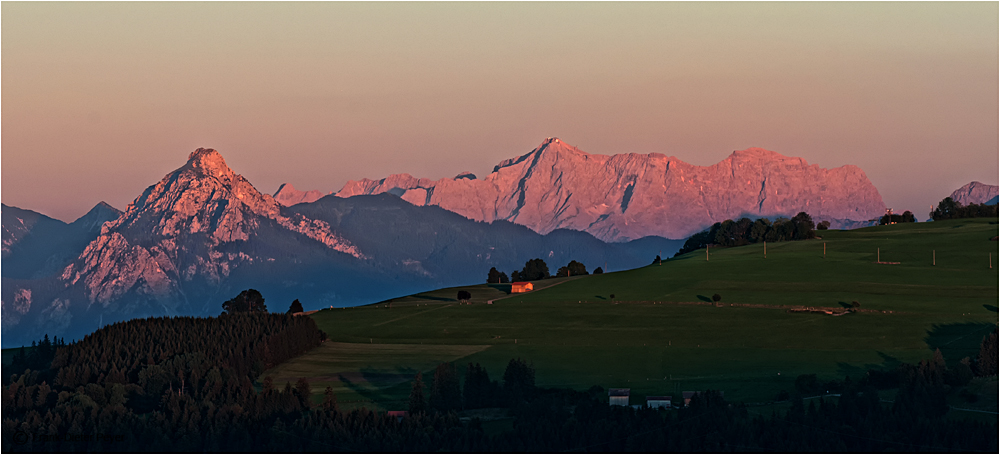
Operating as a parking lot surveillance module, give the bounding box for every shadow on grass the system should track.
[487,284,513,295]
[836,351,903,378]
[925,322,998,362]
[984,304,998,313]
[838,301,853,309]
[696,295,713,303]
[594,295,606,300]
[413,294,456,302]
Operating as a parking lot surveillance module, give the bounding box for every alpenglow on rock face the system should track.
[948,181,999,206]
[336,138,886,241]
[273,183,327,206]
[60,148,364,308]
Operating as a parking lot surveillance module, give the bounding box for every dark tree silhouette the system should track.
[712,293,722,305]
[408,372,427,414]
[288,299,304,314]
[593,267,604,274]
[976,327,998,377]
[499,271,510,283]
[429,363,462,412]
[503,358,536,405]
[520,258,550,281]
[457,290,472,304]
[487,267,502,283]
[222,289,267,314]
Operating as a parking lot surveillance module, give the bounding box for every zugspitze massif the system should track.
[335,138,886,241]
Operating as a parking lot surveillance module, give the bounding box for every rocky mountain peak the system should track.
[60,147,366,307]
[338,138,886,241]
[186,148,234,181]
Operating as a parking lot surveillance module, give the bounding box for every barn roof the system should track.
[646,396,671,401]
[609,388,630,397]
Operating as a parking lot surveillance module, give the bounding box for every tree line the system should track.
[930,197,998,221]
[675,212,817,257]
[488,259,600,284]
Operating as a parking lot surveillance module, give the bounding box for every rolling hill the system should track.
[264,218,999,408]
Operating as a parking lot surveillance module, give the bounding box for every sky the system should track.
[2,2,997,223]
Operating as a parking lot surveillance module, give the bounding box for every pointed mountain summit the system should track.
[69,202,122,235]
[61,147,364,309]
[336,138,886,241]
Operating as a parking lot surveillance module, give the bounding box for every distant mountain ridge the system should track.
[1,147,681,347]
[949,181,998,206]
[335,138,886,241]
[273,183,327,206]
[2,202,122,280]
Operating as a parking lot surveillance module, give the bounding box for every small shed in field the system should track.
[646,396,671,409]
[511,282,534,293]
[609,388,630,406]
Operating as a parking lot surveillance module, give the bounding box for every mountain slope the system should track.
[949,181,999,206]
[2,202,122,280]
[336,138,886,241]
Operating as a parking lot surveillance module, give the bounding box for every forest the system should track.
[2,306,996,452]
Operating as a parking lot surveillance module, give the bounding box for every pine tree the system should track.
[408,372,427,414]
[976,328,998,377]
[288,299,304,314]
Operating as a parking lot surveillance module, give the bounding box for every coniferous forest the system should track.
[2,310,997,452]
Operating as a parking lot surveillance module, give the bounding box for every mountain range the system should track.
[1,147,681,347]
[334,138,886,241]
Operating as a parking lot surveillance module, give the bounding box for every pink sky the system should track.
[2,2,997,223]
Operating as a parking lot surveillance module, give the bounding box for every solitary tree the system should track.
[652,255,662,265]
[712,294,722,306]
[288,299,304,314]
[593,267,604,274]
[222,289,267,314]
[817,220,831,230]
[457,290,472,304]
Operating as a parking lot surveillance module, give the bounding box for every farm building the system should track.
[609,388,630,406]
[682,391,724,407]
[511,282,534,293]
[646,396,671,409]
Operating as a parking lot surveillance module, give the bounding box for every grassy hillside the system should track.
[263,218,998,409]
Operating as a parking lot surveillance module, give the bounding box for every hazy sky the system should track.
[3,2,997,223]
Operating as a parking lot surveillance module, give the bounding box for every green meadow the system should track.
[263,218,998,410]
